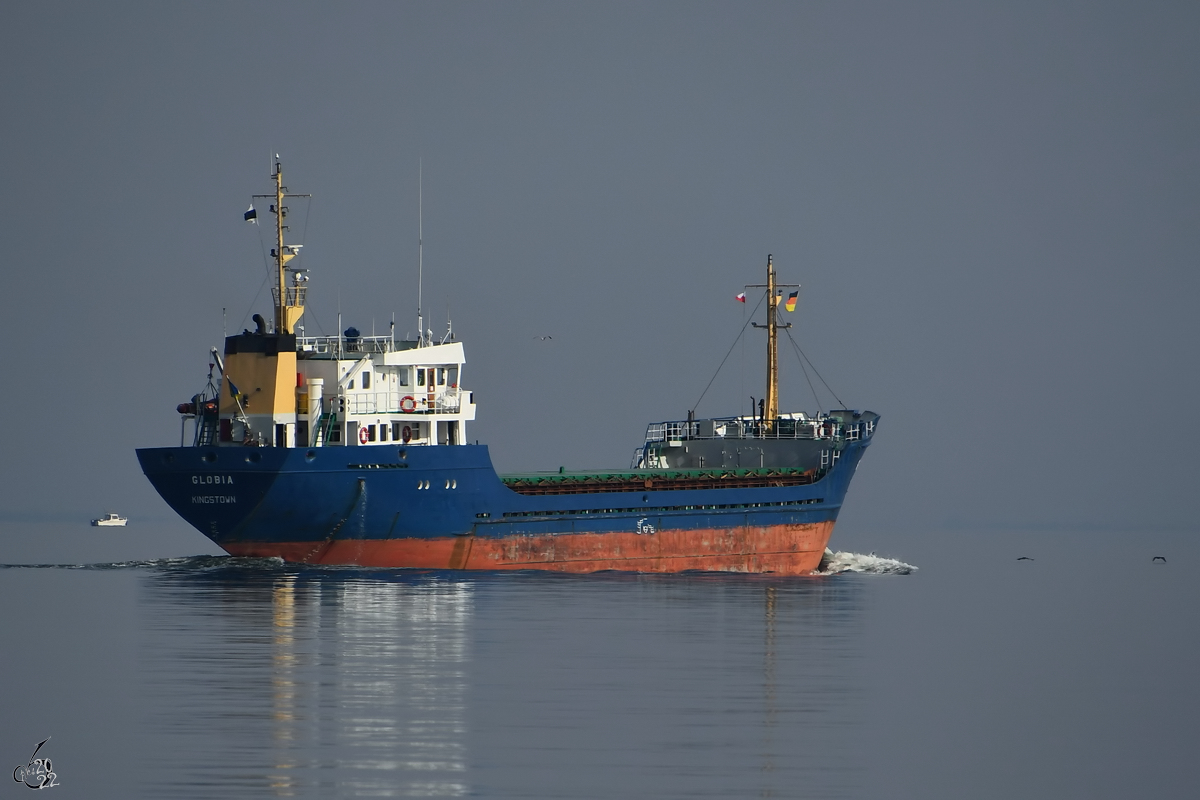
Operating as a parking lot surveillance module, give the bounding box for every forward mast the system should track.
[748,254,798,432]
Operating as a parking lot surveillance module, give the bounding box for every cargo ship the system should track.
[137,161,877,573]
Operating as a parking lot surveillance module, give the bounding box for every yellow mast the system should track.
[765,254,779,427]
[748,254,797,435]
[274,161,287,333]
[263,158,310,334]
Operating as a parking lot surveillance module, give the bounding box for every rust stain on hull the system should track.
[225,520,835,575]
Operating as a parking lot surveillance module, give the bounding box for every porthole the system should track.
[444,479,450,489]
[398,448,407,460]
[202,452,217,463]
[162,453,174,463]
[246,451,262,463]
[451,479,457,489]
[305,450,317,462]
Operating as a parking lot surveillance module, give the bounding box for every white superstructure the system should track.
[183,158,477,451]
[294,336,476,448]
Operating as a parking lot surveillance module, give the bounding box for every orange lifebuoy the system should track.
[358,426,370,445]
[400,395,417,413]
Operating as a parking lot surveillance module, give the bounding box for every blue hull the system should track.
[136,438,870,573]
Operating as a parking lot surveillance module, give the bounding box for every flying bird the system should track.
[1152,556,1166,563]
[533,335,553,340]
[1017,556,1034,561]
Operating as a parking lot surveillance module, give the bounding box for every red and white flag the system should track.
[735,292,746,303]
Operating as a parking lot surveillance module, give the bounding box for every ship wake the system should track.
[817,549,916,575]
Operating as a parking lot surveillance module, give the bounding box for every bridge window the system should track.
[437,368,446,385]
[417,369,425,387]
[399,368,409,386]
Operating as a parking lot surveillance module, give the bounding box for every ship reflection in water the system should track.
[141,562,865,799]
[143,565,472,798]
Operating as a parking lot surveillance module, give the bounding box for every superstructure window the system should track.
[399,368,409,386]
[368,425,377,442]
[362,371,371,389]
[380,424,388,442]
[437,368,446,385]
[417,369,426,387]
[448,367,459,387]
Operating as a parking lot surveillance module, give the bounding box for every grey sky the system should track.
[1,2,1197,542]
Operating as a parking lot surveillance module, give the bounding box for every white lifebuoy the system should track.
[358,426,370,445]
[400,395,417,413]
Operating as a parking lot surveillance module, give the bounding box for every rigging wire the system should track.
[299,194,312,260]
[293,194,317,335]
[790,334,823,413]
[237,209,276,334]
[241,273,271,333]
[691,290,767,415]
[782,327,846,409]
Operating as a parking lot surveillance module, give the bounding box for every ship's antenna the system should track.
[417,159,424,347]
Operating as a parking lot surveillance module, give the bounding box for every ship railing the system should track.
[271,286,308,307]
[644,421,698,443]
[297,334,419,357]
[644,415,843,443]
[339,389,462,416]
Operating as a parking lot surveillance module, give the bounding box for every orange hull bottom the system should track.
[223,521,836,575]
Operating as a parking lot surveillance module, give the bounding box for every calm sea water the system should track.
[2,526,1197,799]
